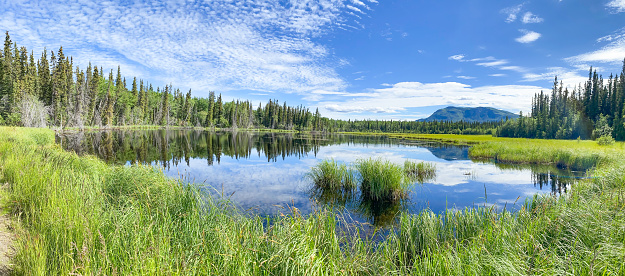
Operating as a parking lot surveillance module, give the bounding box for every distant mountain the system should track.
[418,106,519,122]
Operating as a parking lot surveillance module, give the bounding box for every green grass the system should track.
[307,159,355,191]
[404,160,436,183]
[356,158,408,201]
[344,132,623,170]
[2,128,625,275]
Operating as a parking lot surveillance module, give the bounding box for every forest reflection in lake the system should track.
[57,129,584,227]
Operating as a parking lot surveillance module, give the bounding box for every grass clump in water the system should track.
[4,128,625,275]
[356,158,407,200]
[308,159,355,190]
[404,160,436,183]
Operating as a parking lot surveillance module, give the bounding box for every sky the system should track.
[2,0,625,120]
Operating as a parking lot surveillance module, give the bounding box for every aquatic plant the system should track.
[356,158,408,200]
[308,159,356,190]
[403,160,436,183]
[3,127,625,275]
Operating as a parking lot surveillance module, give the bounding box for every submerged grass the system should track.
[1,127,625,275]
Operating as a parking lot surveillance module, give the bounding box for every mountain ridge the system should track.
[418,106,519,122]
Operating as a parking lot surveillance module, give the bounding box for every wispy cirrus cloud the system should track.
[606,0,625,13]
[0,0,376,98]
[320,81,546,120]
[448,54,528,73]
[521,12,543,24]
[456,76,475,80]
[566,28,625,64]
[521,67,587,86]
[501,4,524,23]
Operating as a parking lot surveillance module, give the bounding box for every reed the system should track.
[307,159,356,190]
[2,127,625,275]
[403,160,436,183]
[356,158,408,200]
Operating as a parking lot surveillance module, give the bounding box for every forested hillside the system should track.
[418,106,519,122]
[0,32,324,130]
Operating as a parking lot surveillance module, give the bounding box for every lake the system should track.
[56,129,584,227]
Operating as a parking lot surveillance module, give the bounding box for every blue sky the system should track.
[2,0,625,120]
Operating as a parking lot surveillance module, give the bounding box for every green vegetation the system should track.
[307,159,355,191]
[356,158,407,200]
[309,158,436,202]
[308,158,437,226]
[349,133,621,170]
[498,62,625,141]
[0,32,325,131]
[404,160,436,183]
[3,128,625,274]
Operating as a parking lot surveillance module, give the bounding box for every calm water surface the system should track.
[57,129,584,226]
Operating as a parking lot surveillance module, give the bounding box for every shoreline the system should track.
[1,127,624,274]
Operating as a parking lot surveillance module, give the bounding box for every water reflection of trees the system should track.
[532,173,575,194]
[56,130,403,168]
[57,130,582,225]
[492,162,579,195]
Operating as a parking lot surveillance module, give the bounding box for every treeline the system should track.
[320,118,502,135]
[498,61,625,141]
[0,32,322,130]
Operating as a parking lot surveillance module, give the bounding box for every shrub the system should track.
[596,135,615,146]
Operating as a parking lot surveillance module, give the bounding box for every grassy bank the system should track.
[344,132,624,170]
[1,128,625,274]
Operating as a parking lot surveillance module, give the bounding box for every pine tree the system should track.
[131,77,138,98]
[205,91,215,127]
[215,93,223,126]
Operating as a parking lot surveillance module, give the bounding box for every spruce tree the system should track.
[160,85,170,125]
[2,32,13,116]
[205,91,215,127]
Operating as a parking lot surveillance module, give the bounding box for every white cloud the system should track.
[448,54,465,61]
[566,38,625,64]
[522,12,544,24]
[597,28,625,43]
[490,74,506,77]
[500,66,526,72]
[606,0,625,12]
[516,29,541,43]
[450,55,528,74]
[457,76,475,79]
[476,60,508,67]
[501,4,524,23]
[320,81,546,120]
[469,56,496,62]
[325,104,399,113]
[521,67,587,87]
[0,0,376,98]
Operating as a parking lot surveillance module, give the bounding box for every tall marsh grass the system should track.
[1,127,625,275]
[356,158,407,200]
[404,160,436,183]
[307,159,355,190]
